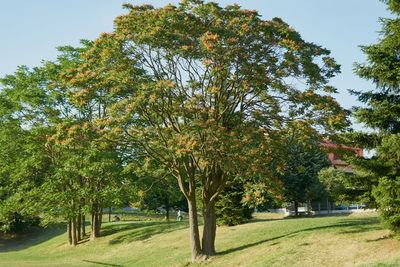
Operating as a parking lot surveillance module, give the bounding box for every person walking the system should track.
[177,209,183,221]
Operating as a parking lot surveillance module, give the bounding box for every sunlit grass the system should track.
[0,212,399,266]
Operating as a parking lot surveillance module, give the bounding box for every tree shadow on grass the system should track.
[218,216,382,256]
[0,224,66,252]
[0,220,188,252]
[101,221,161,236]
[338,217,381,234]
[245,217,286,224]
[82,259,123,266]
[246,213,354,225]
[103,221,188,245]
[365,234,393,242]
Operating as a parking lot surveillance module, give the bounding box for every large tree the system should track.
[98,1,348,260]
[349,0,400,233]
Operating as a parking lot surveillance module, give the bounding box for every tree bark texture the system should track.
[202,200,216,256]
[77,213,82,241]
[90,203,102,240]
[71,216,78,246]
[68,219,72,245]
[187,197,204,261]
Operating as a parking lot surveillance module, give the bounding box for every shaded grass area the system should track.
[102,221,187,244]
[0,212,399,266]
[104,209,167,222]
[0,224,66,252]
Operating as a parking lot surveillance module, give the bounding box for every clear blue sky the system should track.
[0,0,391,111]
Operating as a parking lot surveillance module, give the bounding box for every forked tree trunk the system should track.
[90,212,100,240]
[187,197,204,261]
[201,168,224,257]
[202,200,216,256]
[90,204,102,240]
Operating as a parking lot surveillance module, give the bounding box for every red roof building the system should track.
[321,141,363,173]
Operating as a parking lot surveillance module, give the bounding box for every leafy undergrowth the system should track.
[0,212,399,267]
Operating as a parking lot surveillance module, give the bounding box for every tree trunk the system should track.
[294,200,299,217]
[90,213,99,239]
[77,213,82,241]
[91,211,95,239]
[90,211,98,240]
[96,209,103,236]
[175,159,205,261]
[108,207,112,222]
[200,166,224,257]
[187,197,204,261]
[68,219,72,245]
[202,200,216,257]
[72,216,78,246]
[90,204,102,240]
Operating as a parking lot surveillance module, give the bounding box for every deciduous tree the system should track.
[104,1,347,260]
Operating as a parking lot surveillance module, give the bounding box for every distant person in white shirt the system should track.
[177,209,183,221]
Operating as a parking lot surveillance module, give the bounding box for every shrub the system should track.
[0,211,40,233]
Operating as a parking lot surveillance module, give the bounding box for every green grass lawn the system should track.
[0,212,399,267]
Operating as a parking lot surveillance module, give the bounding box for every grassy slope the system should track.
[0,212,399,267]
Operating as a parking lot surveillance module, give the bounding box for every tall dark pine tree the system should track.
[350,0,400,233]
[215,179,254,226]
[278,124,329,216]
